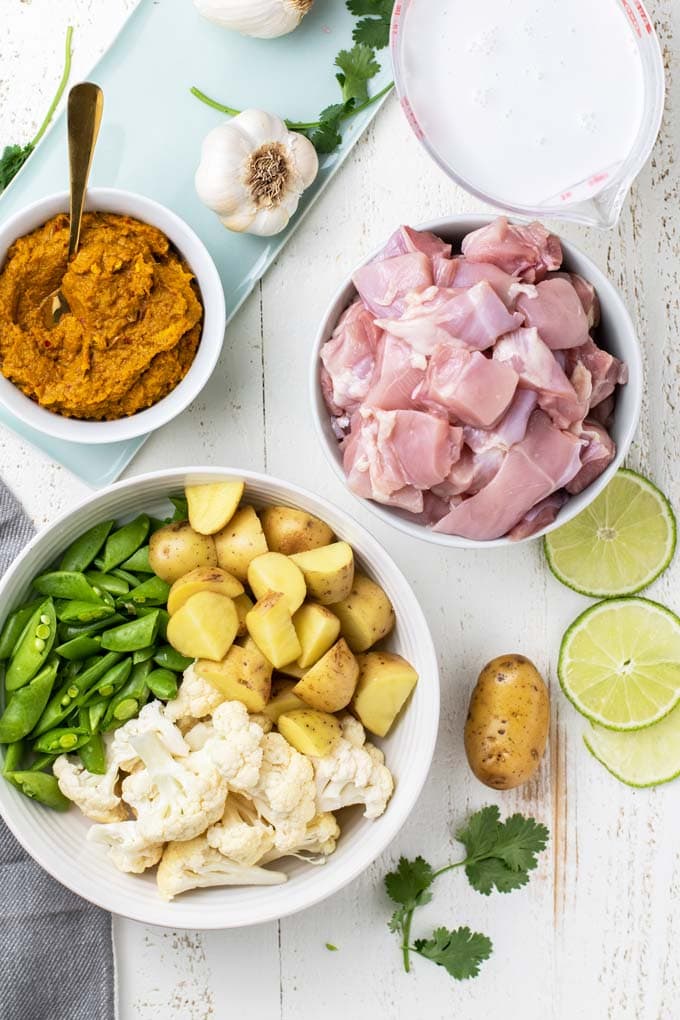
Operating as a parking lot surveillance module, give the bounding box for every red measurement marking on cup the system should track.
[560,191,573,203]
[620,0,642,37]
[588,172,609,187]
[392,0,404,45]
[400,96,424,140]
[634,0,653,33]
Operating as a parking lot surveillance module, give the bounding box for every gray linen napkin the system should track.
[0,481,115,1020]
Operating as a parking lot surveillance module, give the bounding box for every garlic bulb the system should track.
[195,109,319,237]
[194,0,314,39]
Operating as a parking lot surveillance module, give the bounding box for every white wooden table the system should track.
[2,2,680,1017]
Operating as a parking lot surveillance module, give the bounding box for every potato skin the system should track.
[464,654,549,790]
[149,522,218,584]
[260,507,333,555]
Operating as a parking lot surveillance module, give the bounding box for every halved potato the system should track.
[277,661,306,679]
[260,507,334,555]
[166,591,238,661]
[293,603,341,668]
[261,680,306,723]
[214,506,268,582]
[247,552,306,615]
[186,481,245,535]
[289,543,354,605]
[149,522,217,584]
[293,638,359,713]
[167,566,244,615]
[278,709,341,757]
[352,652,418,737]
[330,573,395,652]
[233,592,254,637]
[195,642,272,712]
[246,592,302,669]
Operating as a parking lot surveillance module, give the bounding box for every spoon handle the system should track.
[67,82,104,261]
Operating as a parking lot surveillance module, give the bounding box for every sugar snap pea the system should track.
[55,600,115,625]
[120,545,152,574]
[28,753,57,772]
[6,771,70,811]
[55,634,102,660]
[84,571,130,596]
[137,606,169,641]
[0,600,43,660]
[132,645,156,665]
[32,652,122,735]
[88,700,108,733]
[79,733,106,775]
[100,515,150,573]
[59,520,115,573]
[169,495,188,522]
[101,662,151,731]
[100,611,160,652]
[80,658,132,705]
[125,576,170,606]
[3,740,24,774]
[0,660,59,743]
[60,614,125,641]
[109,567,139,586]
[33,727,90,754]
[146,669,178,701]
[33,571,101,602]
[153,645,193,672]
[5,600,56,691]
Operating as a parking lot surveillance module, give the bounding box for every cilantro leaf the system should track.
[457,807,549,895]
[465,857,532,896]
[385,855,434,910]
[456,805,502,860]
[347,0,395,49]
[0,144,33,192]
[490,814,550,872]
[413,927,493,981]
[335,44,380,105]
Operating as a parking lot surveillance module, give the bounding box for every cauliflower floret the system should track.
[249,732,316,852]
[53,750,128,823]
[88,821,164,874]
[206,793,275,866]
[200,701,265,793]
[340,713,367,748]
[110,700,189,772]
[248,712,273,734]
[164,664,225,724]
[183,720,215,750]
[261,811,340,864]
[157,835,287,901]
[312,717,394,820]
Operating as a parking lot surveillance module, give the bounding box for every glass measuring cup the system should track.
[390,0,665,228]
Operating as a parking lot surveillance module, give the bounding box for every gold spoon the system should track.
[42,82,104,328]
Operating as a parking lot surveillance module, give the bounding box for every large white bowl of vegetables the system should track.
[0,468,439,929]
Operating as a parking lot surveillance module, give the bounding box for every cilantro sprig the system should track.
[385,806,549,979]
[0,26,74,193]
[190,0,395,156]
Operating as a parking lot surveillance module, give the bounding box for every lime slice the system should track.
[545,469,676,597]
[585,701,680,786]
[558,597,680,730]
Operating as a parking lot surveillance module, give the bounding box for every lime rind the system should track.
[558,597,680,731]
[545,468,677,598]
[584,701,680,787]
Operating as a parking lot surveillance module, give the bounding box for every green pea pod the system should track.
[55,634,102,660]
[132,645,156,665]
[100,611,160,652]
[32,652,122,736]
[59,520,115,573]
[33,571,101,603]
[0,600,43,660]
[60,614,125,641]
[138,606,169,641]
[101,662,152,731]
[153,645,193,672]
[146,669,178,701]
[110,567,139,586]
[6,770,70,811]
[55,600,115,625]
[88,700,108,733]
[79,733,106,775]
[120,545,152,574]
[84,571,130,596]
[5,600,57,692]
[100,515,150,573]
[149,516,170,533]
[81,658,133,705]
[0,660,59,743]
[126,576,170,607]
[29,753,57,772]
[33,727,90,754]
[169,495,188,522]
[3,740,25,774]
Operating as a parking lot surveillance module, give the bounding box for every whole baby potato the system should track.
[149,522,218,584]
[464,654,549,790]
[260,506,334,555]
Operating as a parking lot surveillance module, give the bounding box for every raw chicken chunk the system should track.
[461,217,562,282]
[516,277,590,350]
[352,252,432,319]
[320,299,382,416]
[416,346,518,428]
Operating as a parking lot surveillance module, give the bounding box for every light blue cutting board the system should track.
[0,0,392,486]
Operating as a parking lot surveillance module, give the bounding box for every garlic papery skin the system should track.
[194,0,314,39]
[195,109,319,237]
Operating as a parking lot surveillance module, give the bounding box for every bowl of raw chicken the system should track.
[311,216,643,546]
[0,469,439,929]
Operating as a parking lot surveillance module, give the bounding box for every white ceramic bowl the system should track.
[0,189,226,443]
[310,216,643,548]
[0,468,439,929]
